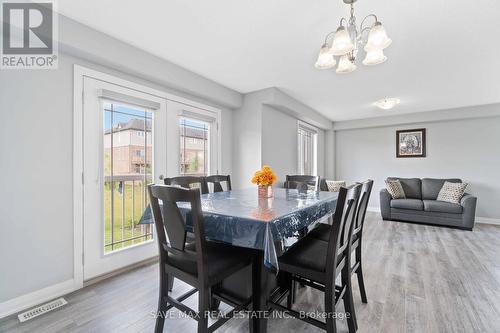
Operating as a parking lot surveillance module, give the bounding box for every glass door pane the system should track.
[179,117,210,176]
[103,102,153,253]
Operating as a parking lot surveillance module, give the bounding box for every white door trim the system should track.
[74,65,84,290]
[73,64,221,289]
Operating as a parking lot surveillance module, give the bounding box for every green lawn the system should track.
[104,182,153,252]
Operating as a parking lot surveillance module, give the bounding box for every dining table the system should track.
[140,187,339,333]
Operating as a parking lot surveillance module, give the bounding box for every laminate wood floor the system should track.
[2,213,500,333]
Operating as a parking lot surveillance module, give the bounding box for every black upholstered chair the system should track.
[283,175,320,299]
[268,184,362,333]
[283,175,320,191]
[206,175,232,193]
[162,176,209,290]
[163,176,209,194]
[148,185,253,333]
[309,179,374,305]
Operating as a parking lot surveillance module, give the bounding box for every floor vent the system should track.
[18,298,68,323]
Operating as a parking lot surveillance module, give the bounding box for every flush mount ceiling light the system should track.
[315,0,392,74]
[374,98,400,110]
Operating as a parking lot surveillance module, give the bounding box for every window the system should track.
[103,102,153,253]
[172,102,220,178]
[179,117,210,176]
[298,121,318,176]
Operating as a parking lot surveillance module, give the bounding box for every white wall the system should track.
[317,129,326,178]
[231,90,266,189]
[0,55,75,302]
[324,130,335,179]
[262,106,326,186]
[220,108,233,175]
[262,105,299,185]
[335,116,500,219]
[234,90,329,189]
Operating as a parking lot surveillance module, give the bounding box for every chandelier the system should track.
[315,0,392,74]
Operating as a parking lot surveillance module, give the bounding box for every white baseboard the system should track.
[475,217,500,226]
[366,206,500,226]
[0,279,76,319]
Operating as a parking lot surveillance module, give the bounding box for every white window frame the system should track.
[297,120,318,176]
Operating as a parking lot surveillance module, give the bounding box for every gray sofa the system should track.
[380,177,477,230]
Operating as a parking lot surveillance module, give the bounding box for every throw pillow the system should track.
[385,179,406,199]
[437,181,468,204]
[325,180,346,192]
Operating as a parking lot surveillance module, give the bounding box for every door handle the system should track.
[159,174,164,180]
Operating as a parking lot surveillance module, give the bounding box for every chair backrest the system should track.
[205,175,232,193]
[148,184,208,280]
[284,175,320,191]
[163,176,209,194]
[353,180,374,237]
[325,184,362,278]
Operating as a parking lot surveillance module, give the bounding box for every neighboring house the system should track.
[104,119,152,176]
[103,118,208,176]
[179,124,208,175]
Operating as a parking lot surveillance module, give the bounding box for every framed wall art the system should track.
[396,128,426,158]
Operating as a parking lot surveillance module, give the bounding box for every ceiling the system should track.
[58,0,500,121]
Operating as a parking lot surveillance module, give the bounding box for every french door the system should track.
[82,77,167,280]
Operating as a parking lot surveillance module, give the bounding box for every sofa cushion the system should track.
[324,180,346,192]
[390,199,424,211]
[423,200,463,214]
[387,177,422,199]
[422,178,462,200]
[437,182,468,204]
[385,179,406,199]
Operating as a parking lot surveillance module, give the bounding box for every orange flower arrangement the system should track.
[251,165,277,187]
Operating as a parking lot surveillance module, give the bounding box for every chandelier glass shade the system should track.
[330,27,354,56]
[364,22,392,51]
[362,48,387,66]
[336,55,357,73]
[315,44,337,69]
[315,0,392,74]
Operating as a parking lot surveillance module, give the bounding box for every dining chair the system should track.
[283,175,320,191]
[309,179,374,305]
[268,184,362,333]
[162,176,209,291]
[205,175,232,193]
[283,174,321,300]
[163,176,209,194]
[148,185,253,333]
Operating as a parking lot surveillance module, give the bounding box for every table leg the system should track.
[251,252,268,333]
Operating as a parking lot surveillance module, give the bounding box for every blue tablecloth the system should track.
[139,188,338,270]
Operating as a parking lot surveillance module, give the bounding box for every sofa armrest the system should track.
[380,188,392,220]
[461,193,477,229]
